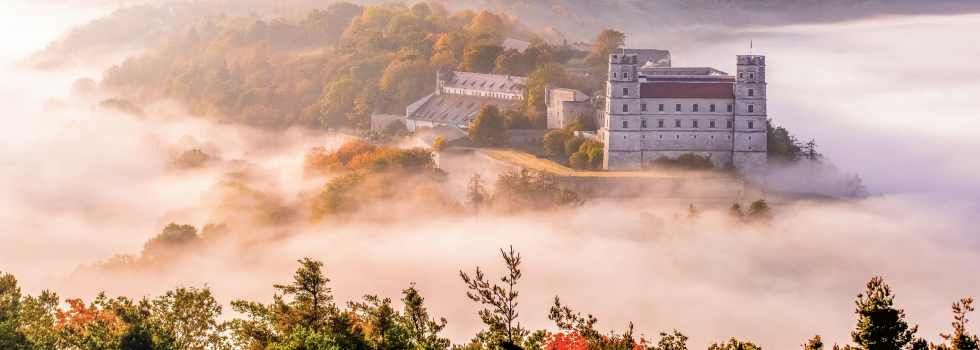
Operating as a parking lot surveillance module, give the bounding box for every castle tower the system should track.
[733,55,768,178]
[603,54,642,170]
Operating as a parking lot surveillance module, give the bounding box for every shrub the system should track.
[651,153,713,170]
[379,119,408,136]
[543,130,571,156]
[432,135,448,152]
[569,152,589,169]
[564,137,587,156]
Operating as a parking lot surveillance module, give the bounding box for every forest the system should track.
[2,247,978,350]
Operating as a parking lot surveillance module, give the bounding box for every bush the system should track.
[651,153,713,170]
[564,137,587,156]
[432,135,447,152]
[380,119,408,136]
[543,130,571,156]
[569,152,589,169]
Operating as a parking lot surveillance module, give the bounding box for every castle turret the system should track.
[602,54,643,170]
[733,55,768,177]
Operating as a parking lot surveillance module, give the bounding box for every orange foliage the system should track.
[54,298,120,332]
[334,140,377,165]
[542,331,588,350]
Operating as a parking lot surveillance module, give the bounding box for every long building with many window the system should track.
[599,53,768,177]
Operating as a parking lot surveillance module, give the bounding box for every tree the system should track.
[467,173,488,215]
[459,246,529,349]
[172,149,211,169]
[767,118,802,163]
[432,135,448,152]
[142,223,200,265]
[937,298,979,350]
[468,105,507,146]
[803,335,824,350]
[851,277,917,350]
[543,130,572,156]
[348,295,408,350]
[0,269,31,350]
[272,258,337,331]
[584,29,625,78]
[747,199,772,224]
[401,284,450,350]
[686,204,700,220]
[728,203,745,221]
[460,42,503,73]
[522,63,567,128]
[652,330,689,350]
[152,286,227,350]
[709,338,762,350]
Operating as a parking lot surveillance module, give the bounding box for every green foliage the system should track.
[564,137,587,157]
[491,168,582,212]
[459,247,529,349]
[564,113,596,132]
[728,203,745,222]
[151,286,227,350]
[142,223,200,265]
[99,97,145,117]
[584,29,625,79]
[851,277,917,350]
[747,199,772,224]
[380,120,410,137]
[709,338,763,350]
[521,62,567,128]
[767,118,803,163]
[569,140,604,170]
[461,42,503,73]
[651,330,689,350]
[804,335,824,350]
[468,105,507,147]
[569,152,590,170]
[936,298,979,350]
[401,285,450,350]
[650,154,714,171]
[542,130,572,156]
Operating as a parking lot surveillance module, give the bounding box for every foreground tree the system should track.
[709,338,762,350]
[936,298,979,350]
[747,199,772,224]
[460,246,529,349]
[401,284,450,350]
[851,277,917,350]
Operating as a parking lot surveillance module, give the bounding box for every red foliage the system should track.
[541,331,588,350]
[54,298,119,332]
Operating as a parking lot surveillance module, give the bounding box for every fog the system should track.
[2,2,980,350]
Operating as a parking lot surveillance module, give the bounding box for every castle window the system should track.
[710,120,716,128]
[641,120,647,128]
[727,104,734,112]
[748,89,755,97]
[710,104,716,112]
[658,120,664,128]
[727,120,733,128]
[748,121,755,129]
[693,104,699,112]
[675,104,681,112]
[660,135,662,139]
[613,73,618,78]
[677,135,680,139]
[641,104,647,112]
[623,121,628,128]
[658,104,665,112]
[675,119,681,127]
[623,87,629,96]
[623,104,629,112]
[748,105,755,113]
[739,72,743,78]
[624,72,630,79]
[693,120,699,128]
[750,73,755,79]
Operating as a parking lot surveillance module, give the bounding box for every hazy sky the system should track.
[1,3,980,350]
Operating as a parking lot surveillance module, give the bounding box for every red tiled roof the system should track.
[640,82,734,99]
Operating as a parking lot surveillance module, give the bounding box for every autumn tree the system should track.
[803,335,824,350]
[584,29,625,78]
[151,286,226,350]
[547,297,637,350]
[460,246,529,349]
[349,295,409,350]
[433,135,448,152]
[652,330,690,350]
[461,42,503,73]
[851,277,918,350]
[468,105,507,146]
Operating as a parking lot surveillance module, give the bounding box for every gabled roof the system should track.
[442,72,525,95]
[640,82,735,99]
[407,93,518,125]
[417,125,470,147]
[502,38,533,53]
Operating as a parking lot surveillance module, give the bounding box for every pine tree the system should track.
[851,277,917,350]
[460,246,529,348]
[804,335,824,350]
[272,258,336,331]
[747,199,772,224]
[729,203,745,222]
[937,298,980,350]
[467,173,488,215]
[401,284,450,350]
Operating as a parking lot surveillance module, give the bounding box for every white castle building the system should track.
[599,53,768,176]
[403,68,524,131]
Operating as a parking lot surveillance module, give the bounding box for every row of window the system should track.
[621,120,755,129]
[622,103,756,113]
[443,89,521,99]
[620,87,757,98]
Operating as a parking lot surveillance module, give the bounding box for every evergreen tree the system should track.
[401,284,450,350]
[804,335,824,350]
[460,246,528,349]
[747,199,772,224]
[709,338,763,350]
[466,173,488,215]
[851,277,917,350]
[272,258,337,331]
[937,298,980,350]
[729,203,745,222]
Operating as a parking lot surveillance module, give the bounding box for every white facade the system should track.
[600,54,768,177]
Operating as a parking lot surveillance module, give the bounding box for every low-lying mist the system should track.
[3,3,980,350]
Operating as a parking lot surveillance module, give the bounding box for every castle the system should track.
[597,54,768,176]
